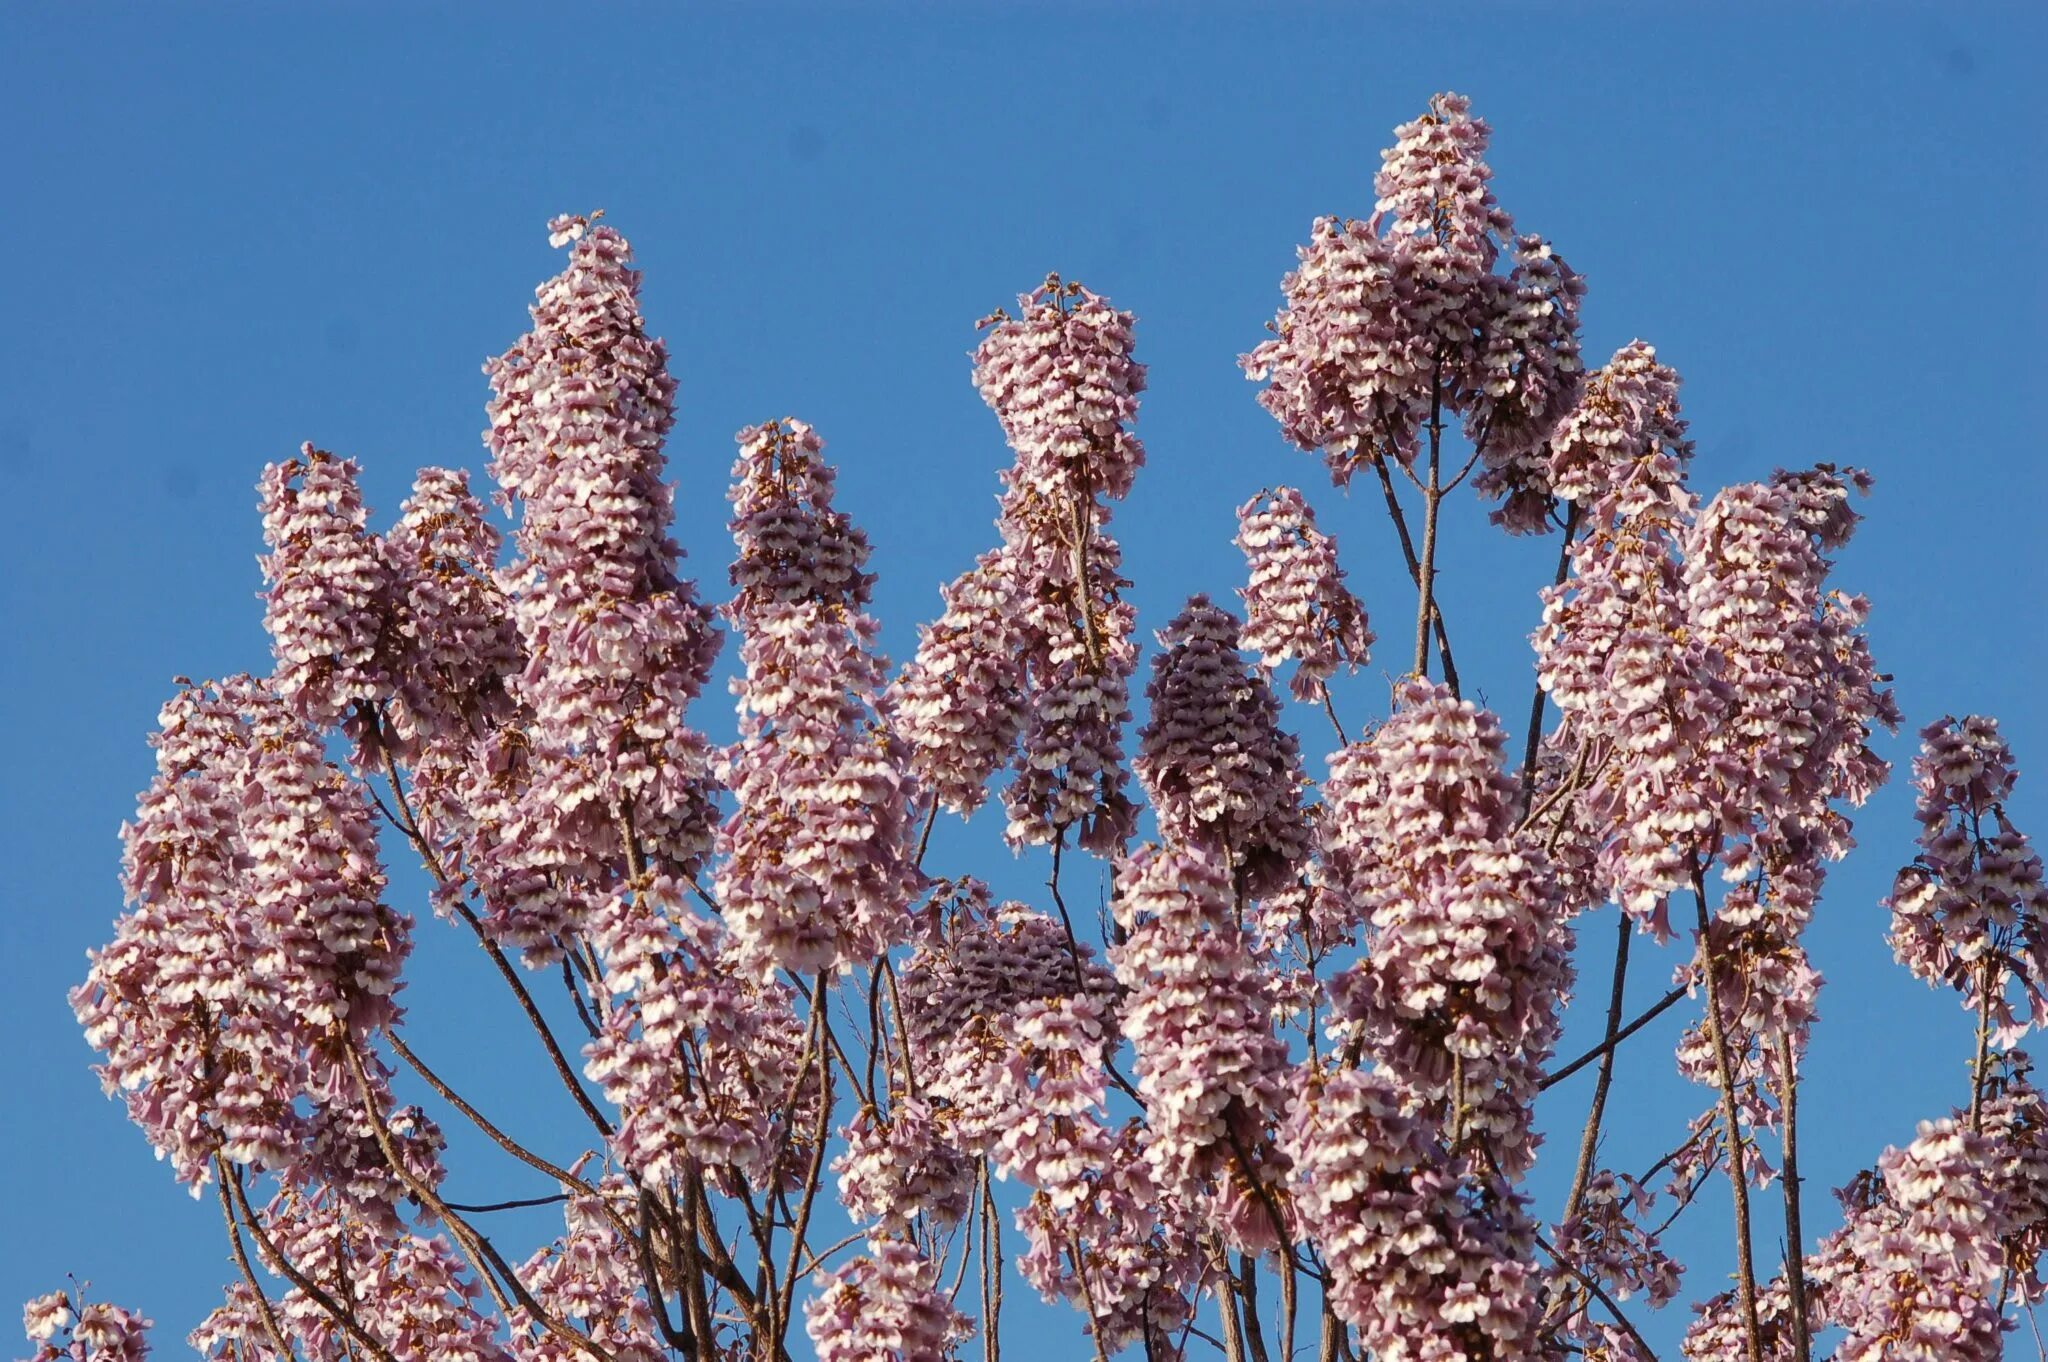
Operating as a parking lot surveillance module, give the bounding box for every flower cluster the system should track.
[21,1294,150,1362]
[1011,1126,1205,1356]
[716,420,921,977]
[1234,486,1374,702]
[890,551,1028,816]
[1671,872,1830,1146]
[899,887,1114,1174]
[511,1181,664,1362]
[1545,341,1693,509]
[895,887,1202,1348]
[1817,1120,2010,1362]
[727,418,874,613]
[1669,468,1896,1124]
[1241,213,1422,475]
[1889,715,2048,1042]
[74,677,412,1189]
[1978,1057,2048,1304]
[1242,92,1583,508]
[1283,1068,1541,1361]
[1112,842,1288,1196]
[192,1188,506,1362]
[833,1097,975,1230]
[581,881,815,1190]
[1679,1273,1805,1362]
[1549,1171,1684,1312]
[381,466,521,752]
[1468,235,1587,532]
[258,445,393,731]
[1321,681,1571,1169]
[804,1237,967,1362]
[485,215,722,893]
[971,274,1146,852]
[1532,342,1709,933]
[1682,467,1896,886]
[1135,596,1309,894]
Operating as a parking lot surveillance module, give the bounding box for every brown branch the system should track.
[342,1045,609,1362]
[450,901,616,1138]
[674,1170,715,1359]
[630,1193,698,1357]
[223,1165,400,1362]
[1236,1254,1272,1362]
[214,1164,293,1360]
[1318,1297,1343,1362]
[881,955,922,1100]
[1213,1241,1248,1362]
[1410,368,1445,683]
[981,1166,1003,1362]
[775,988,837,1350]
[1371,451,1459,693]
[1972,954,1998,1133]
[1692,882,1765,1362]
[384,1029,602,1197]
[1775,1031,1812,1362]
[1047,836,1093,996]
[1318,682,1349,747]
[1563,913,1633,1223]
[444,1193,572,1214]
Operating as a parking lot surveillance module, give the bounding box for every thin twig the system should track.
[1540,984,1689,1092]
[1535,1230,1661,1362]
[445,1193,575,1213]
[982,1166,1003,1362]
[1318,683,1349,746]
[1972,954,1998,1133]
[1410,365,1445,682]
[1047,837,1092,995]
[1518,502,1580,813]
[384,1030,602,1197]
[775,987,837,1350]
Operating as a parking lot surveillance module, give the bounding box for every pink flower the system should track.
[1320,681,1572,1172]
[486,218,722,898]
[1283,1067,1542,1360]
[715,422,921,977]
[804,1237,967,1362]
[75,678,412,1190]
[973,274,1147,853]
[1244,93,1582,503]
[1112,842,1287,1197]
[1135,595,1310,894]
[1888,715,2048,1043]
[1234,487,1373,702]
[257,444,393,731]
[20,1294,150,1362]
[890,551,1028,816]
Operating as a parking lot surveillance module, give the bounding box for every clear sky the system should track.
[3,4,2044,1358]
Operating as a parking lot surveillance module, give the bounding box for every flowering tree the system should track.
[26,94,2048,1362]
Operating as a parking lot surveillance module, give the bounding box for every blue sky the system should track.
[3,4,2044,1358]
